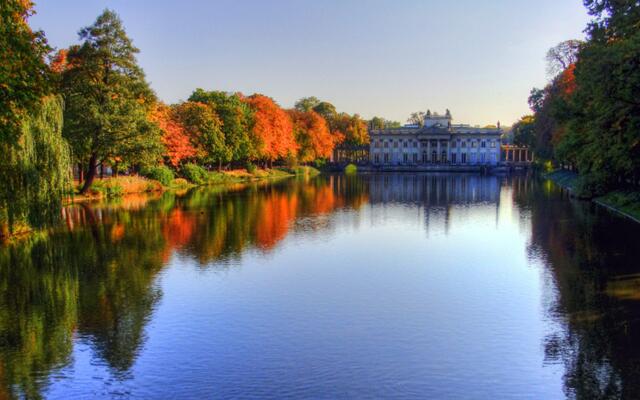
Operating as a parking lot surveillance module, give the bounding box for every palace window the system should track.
[403,153,409,163]
[384,141,389,148]
[491,140,496,148]
[471,141,477,148]
[481,141,486,148]
[413,141,418,148]
[451,153,457,163]
[451,141,457,148]
[461,141,467,148]
[461,153,467,163]
[384,153,389,163]
[441,151,447,163]
[374,154,380,163]
[413,153,418,163]
[393,141,398,148]
[432,150,438,163]
[403,141,408,148]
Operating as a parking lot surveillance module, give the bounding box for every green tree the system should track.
[0,96,71,237]
[174,101,228,170]
[188,89,256,164]
[294,96,321,112]
[512,115,536,147]
[61,9,163,194]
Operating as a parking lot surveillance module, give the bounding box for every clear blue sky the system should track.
[30,0,590,126]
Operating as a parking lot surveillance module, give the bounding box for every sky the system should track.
[30,0,590,126]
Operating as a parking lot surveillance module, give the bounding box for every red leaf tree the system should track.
[243,94,297,163]
[149,103,197,167]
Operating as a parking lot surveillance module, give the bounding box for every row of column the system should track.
[504,148,532,163]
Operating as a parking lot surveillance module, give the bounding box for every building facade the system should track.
[369,111,502,166]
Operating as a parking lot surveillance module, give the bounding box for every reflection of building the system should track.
[366,173,500,205]
[369,111,502,166]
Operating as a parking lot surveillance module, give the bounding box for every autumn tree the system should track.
[61,9,163,193]
[546,40,582,76]
[149,103,197,168]
[0,0,52,146]
[288,110,335,163]
[173,101,227,170]
[332,113,368,146]
[243,94,297,165]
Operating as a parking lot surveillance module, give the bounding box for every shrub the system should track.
[171,178,190,188]
[182,163,209,185]
[91,179,123,197]
[140,165,175,186]
[344,164,357,174]
[246,161,257,174]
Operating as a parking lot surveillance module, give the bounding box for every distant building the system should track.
[369,110,502,166]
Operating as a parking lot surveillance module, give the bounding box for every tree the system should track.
[312,101,337,123]
[294,96,321,112]
[0,96,71,237]
[188,89,256,164]
[407,111,426,127]
[546,40,582,76]
[243,94,297,164]
[149,103,197,168]
[173,101,227,170]
[0,0,52,146]
[288,110,335,162]
[369,116,386,130]
[61,9,163,193]
[512,115,536,148]
[332,113,368,146]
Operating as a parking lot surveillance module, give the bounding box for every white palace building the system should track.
[369,110,502,167]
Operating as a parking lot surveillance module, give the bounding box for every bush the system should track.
[171,178,190,188]
[140,165,175,186]
[182,163,209,185]
[91,179,123,197]
[314,159,327,169]
[344,163,357,174]
[246,161,257,174]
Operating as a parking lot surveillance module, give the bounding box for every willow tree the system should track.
[61,9,163,193]
[0,96,72,237]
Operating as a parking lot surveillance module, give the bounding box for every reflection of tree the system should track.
[0,236,78,399]
[0,194,173,397]
[0,176,371,397]
[512,175,640,399]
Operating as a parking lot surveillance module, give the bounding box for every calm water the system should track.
[1,174,639,399]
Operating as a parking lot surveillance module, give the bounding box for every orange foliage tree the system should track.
[243,94,297,164]
[332,113,369,146]
[149,103,197,167]
[288,110,336,163]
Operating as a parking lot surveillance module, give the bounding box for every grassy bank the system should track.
[545,169,640,223]
[71,166,320,201]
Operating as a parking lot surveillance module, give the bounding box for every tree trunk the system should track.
[218,160,222,172]
[100,162,104,179]
[113,161,119,177]
[78,163,84,184]
[80,154,98,194]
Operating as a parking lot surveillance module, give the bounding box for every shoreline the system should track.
[64,166,320,204]
[544,170,640,224]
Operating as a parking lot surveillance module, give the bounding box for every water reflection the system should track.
[0,174,638,398]
[511,176,640,399]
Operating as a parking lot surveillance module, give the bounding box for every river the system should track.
[1,173,639,399]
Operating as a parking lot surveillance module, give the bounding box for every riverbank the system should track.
[545,170,640,223]
[68,166,320,203]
